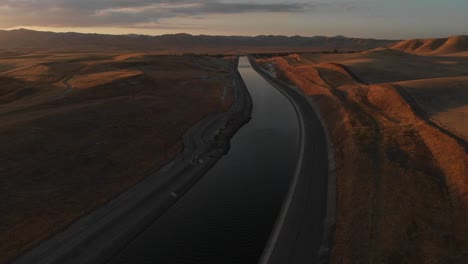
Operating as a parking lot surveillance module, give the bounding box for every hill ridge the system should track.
[390,35,468,55]
[0,29,397,53]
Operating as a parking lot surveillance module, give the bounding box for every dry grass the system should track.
[389,35,468,56]
[69,70,142,89]
[0,52,236,263]
[396,77,468,139]
[301,52,468,141]
[301,52,468,83]
[257,55,468,263]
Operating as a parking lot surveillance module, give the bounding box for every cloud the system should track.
[0,0,317,28]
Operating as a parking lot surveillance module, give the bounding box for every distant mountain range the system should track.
[0,29,398,53]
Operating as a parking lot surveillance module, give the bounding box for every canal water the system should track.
[109,57,300,264]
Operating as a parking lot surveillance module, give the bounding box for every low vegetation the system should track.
[0,52,235,263]
[256,53,467,263]
[300,51,468,139]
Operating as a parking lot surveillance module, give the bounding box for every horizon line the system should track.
[1,27,407,40]
[2,27,466,41]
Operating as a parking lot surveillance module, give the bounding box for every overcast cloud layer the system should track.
[0,0,318,27]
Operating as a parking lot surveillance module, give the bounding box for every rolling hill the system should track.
[390,35,468,55]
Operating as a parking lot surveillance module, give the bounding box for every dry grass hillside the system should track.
[257,55,468,263]
[389,35,468,56]
[396,77,468,140]
[301,51,468,139]
[0,52,235,263]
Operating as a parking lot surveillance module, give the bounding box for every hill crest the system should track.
[0,29,397,53]
[390,35,468,55]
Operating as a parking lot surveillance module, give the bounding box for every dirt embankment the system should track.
[0,53,236,264]
[257,56,468,263]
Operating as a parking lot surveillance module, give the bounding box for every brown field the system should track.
[396,77,468,139]
[300,51,468,139]
[389,35,468,56]
[0,53,235,263]
[257,54,468,263]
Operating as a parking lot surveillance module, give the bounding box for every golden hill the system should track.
[390,35,468,55]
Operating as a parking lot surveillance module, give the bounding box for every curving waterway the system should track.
[109,57,300,264]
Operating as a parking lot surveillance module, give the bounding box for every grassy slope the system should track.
[257,55,467,263]
[301,52,468,140]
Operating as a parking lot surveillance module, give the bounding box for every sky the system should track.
[0,0,467,39]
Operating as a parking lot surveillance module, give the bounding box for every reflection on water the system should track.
[110,57,300,264]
